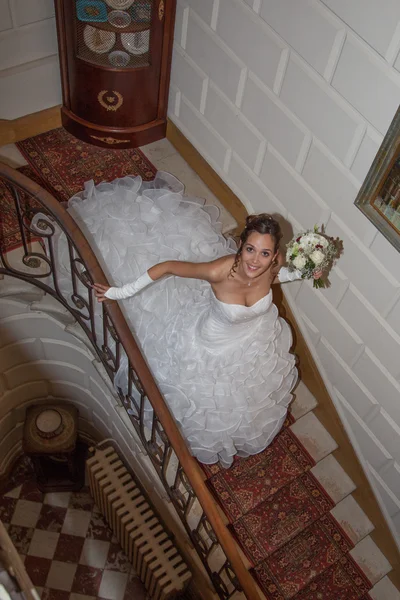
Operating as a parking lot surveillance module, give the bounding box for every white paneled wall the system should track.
[0,0,61,119]
[169,0,400,546]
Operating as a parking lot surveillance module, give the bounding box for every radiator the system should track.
[86,445,192,600]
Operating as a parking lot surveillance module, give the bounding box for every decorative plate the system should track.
[107,9,131,27]
[83,25,116,53]
[76,0,108,22]
[121,30,150,54]
[108,50,130,67]
[131,4,151,23]
[105,0,134,8]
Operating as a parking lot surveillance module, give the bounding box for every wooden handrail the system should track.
[0,162,260,600]
[0,521,37,599]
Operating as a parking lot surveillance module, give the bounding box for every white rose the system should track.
[301,233,312,244]
[309,234,321,247]
[310,250,324,265]
[314,234,329,248]
[293,255,306,269]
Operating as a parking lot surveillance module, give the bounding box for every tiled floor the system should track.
[0,476,148,600]
[0,137,237,234]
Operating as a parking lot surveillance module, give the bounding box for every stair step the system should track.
[290,381,318,420]
[369,575,400,600]
[311,454,356,503]
[65,321,99,354]
[0,277,44,302]
[349,535,392,585]
[92,358,120,397]
[290,411,338,463]
[30,293,75,325]
[330,495,374,545]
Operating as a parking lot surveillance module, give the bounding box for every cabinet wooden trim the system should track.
[54,0,176,148]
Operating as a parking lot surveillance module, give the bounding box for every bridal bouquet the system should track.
[286,226,338,288]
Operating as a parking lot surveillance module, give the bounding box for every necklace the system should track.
[237,260,252,286]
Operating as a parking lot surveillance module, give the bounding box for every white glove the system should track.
[104,271,153,299]
[277,267,303,283]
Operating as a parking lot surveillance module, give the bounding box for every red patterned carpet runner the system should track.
[1,127,156,253]
[16,127,156,203]
[203,419,373,599]
[0,166,41,253]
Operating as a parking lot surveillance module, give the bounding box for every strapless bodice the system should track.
[194,289,275,351]
[211,289,273,322]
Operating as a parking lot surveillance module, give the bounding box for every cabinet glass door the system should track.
[75,0,153,69]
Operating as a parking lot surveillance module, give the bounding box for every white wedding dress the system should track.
[44,172,298,467]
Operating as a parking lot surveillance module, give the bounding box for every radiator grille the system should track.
[86,445,192,599]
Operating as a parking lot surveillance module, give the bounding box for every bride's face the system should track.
[240,232,277,280]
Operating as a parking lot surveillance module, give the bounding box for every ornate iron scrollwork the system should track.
[0,171,244,600]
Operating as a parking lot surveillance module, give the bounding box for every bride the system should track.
[65,171,310,467]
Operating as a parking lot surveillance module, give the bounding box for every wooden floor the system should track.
[0,106,62,147]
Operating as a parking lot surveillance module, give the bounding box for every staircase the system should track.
[2,279,400,600]
[285,383,398,597]
[1,162,400,600]
[199,377,400,600]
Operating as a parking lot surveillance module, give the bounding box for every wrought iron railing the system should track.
[0,163,259,600]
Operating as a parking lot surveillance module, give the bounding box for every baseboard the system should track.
[0,105,62,146]
[166,118,400,588]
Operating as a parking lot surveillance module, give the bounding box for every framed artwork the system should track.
[355,105,400,252]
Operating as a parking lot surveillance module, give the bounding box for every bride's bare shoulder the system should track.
[219,255,236,266]
[211,255,235,281]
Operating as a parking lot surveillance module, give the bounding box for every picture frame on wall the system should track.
[355,105,400,253]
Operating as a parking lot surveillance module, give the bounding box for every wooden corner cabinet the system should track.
[54,0,176,148]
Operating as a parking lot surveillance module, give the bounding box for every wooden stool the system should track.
[23,404,85,492]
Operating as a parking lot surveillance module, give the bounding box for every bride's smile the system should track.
[237,232,277,284]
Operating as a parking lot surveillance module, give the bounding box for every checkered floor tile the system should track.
[0,478,148,600]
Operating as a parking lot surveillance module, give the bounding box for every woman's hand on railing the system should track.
[94,272,154,301]
[92,283,112,302]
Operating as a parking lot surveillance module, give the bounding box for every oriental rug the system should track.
[1,127,156,254]
[0,165,42,253]
[16,127,156,203]
[203,419,373,599]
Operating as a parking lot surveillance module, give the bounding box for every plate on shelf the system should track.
[108,9,131,27]
[121,30,150,54]
[77,0,108,22]
[108,50,130,67]
[105,0,134,8]
[83,25,116,53]
[131,4,151,23]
